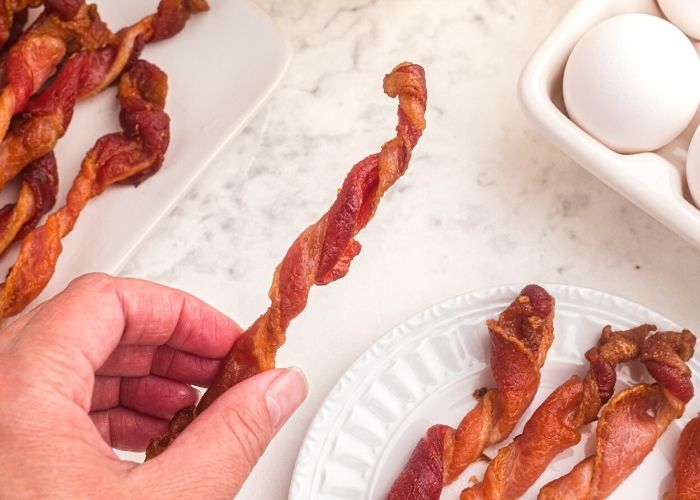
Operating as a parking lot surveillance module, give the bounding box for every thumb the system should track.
[134,367,308,499]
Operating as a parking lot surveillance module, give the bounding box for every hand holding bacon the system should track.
[0,58,170,319]
[665,415,700,500]
[145,61,428,459]
[539,329,696,500]
[387,284,555,500]
[460,324,654,500]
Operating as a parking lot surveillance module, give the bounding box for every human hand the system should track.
[0,274,308,499]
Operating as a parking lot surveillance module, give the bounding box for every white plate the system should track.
[518,0,700,249]
[0,0,291,313]
[290,284,700,500]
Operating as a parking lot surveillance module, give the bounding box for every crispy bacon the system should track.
[0,59,169,319]
[144,62,428,459]
[0,151,58,255]
[0,0,207,187]
[665,415,700,500]
[387,285,555,500]
[0,1,113,143]
[0,1,41,48]
[539,329,696,500]
[460,324,653,500]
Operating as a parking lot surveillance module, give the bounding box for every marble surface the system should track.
[121,0,700,498]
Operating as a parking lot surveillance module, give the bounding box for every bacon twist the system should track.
[0,59,169,319]
[665,415,700,500]
[0,151,58,255]
[0,1,113,144]
[144,61,428,459]
[0,0,207,189]
[460,324,654,500]
[539,329,696,500]
[387,285,555,500]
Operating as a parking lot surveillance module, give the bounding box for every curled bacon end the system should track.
[666,415,700,500]
[487,284,555,441]
[641,330,695,404]
[151,0,209,42]
[146,62,427,460]
[0,60,169,319]
[0,152,58,256]
[539,329,696,500]
[387,285,554,500]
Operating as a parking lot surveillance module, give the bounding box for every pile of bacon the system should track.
[0,0,208,318]
[387,285,699,500]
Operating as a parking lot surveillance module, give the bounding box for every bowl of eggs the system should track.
[519,0,700,248]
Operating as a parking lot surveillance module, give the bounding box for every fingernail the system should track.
[265,367,308,432]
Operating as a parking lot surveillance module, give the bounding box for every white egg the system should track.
[687,124,700,207]
[563,14,700,154]
[658,0,700,40]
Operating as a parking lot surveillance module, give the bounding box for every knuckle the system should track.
[68,272,113,291]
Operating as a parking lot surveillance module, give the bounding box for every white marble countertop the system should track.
[122,1,700,498]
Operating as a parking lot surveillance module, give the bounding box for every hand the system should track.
[0,273,308,499]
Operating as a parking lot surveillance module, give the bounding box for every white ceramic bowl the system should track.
[519,0,700,248]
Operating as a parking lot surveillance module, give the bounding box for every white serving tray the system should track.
[519,0,700,249]
[0,0,291,315]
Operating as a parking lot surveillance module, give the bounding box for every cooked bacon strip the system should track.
[144,61,428,459]
[0,151,58,255]
[460,324,654,500]
[386,285,555,500]
[0,1,113,144]
[539,329,696,500]
[0,0,207,188]
[0,59,169,319]
[665,415,700,500]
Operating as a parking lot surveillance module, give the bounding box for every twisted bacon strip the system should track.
[0,59,169,319]
[0,151,58,255]
[460,324,654,500]
[145,61,428,459]
[0,1,113,143]
[387,285,555,500]
[0,0,207,189]
[665,415,700,500]
[539,329,696,500]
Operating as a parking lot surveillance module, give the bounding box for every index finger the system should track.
[9,273,241,378]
